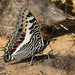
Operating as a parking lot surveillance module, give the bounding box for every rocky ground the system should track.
[0,32,75,75]
[0,0,75,75]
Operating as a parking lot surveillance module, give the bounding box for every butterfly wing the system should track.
[3,7,44,62]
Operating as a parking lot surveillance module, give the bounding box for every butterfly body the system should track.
[4,7,45,62]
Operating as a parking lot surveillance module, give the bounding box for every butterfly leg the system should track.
[41,53,50,62]
[29,55,34,66]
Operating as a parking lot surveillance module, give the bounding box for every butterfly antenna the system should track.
[47,24,68,46]
[47,28,57,41]
[65,0,68,14]
[43,28,57,53]
[49,29,56,50]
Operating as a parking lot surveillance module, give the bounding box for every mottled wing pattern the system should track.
[3,7,44,62]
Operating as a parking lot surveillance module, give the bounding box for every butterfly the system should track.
[3,7,50,62]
